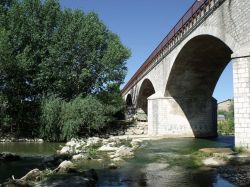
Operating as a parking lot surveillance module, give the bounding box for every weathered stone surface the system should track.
[199,148,234,157]
[59,146,73,155]
[202,157,226,167]
[54,160,75,174]
[72,153,88,161]
[20,169,42,182]
[122,0,250,149]
[98,144,119,152]
[86,137,101,147]
[114,146,134,158]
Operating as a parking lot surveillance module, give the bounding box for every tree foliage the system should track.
[0,0,130,138]
[218,103,234,135]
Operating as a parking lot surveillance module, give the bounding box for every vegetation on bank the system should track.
[0,0,130,141]
[217,103,234,135]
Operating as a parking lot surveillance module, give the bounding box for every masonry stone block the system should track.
[123,0,250,149]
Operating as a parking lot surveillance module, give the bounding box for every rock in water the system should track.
[202,157,226,167]
[86,137,102,147]
[115,146,134,158]
[20,169,42,182]
[72,153,88,161]
[108,163,118,169]
[54,160,76,174]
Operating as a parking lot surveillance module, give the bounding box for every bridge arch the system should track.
[137,78,155,114]
[165,34,233,137]
[125,94,133,107]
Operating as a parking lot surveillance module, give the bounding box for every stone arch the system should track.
[125,94,133,107]
[168,26,239,76]
[137,78,156,114]
[165,34,233,137]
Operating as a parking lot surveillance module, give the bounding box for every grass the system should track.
[233,146,245,154]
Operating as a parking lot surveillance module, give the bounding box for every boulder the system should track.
[135,108,147,121]
[112,157,124,163]
[20,169,42,182]
[132,129,144,135]
[72,153,88,161]
[59,146,74,155]
[54,160,76,174]
[66,138,79,147]
[202,157,226,167]
[98,144,119,152]
[107,137,121,145]
[86,137,102,147]
[114,146,134,158]
[42,154,72,168]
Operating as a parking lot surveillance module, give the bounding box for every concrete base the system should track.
[148,94,217,138]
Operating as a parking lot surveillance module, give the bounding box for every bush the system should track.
[218,119,234,135]
[0,0,130,137]
[40,95,110,141]
[218,105,234,135]
[61,96,107,140]
[40,95,63,141]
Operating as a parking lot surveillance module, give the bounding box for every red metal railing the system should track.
[122,0,212,95]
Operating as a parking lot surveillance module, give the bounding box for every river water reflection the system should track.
[96,136,235,187]
[0,142,62,183]
[0,137,236,186]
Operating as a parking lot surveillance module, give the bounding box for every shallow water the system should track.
[0,137,236,186]
[0,142,62,156]
[95,136,235,187]
[0,142,62,183]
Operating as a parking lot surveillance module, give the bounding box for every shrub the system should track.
[218,119,234,135]
[61,96,107,140]
[233,146,245,154]
[40,95,110,141]
[40,95,64,141]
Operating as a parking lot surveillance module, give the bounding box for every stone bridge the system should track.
[122,0,250,148]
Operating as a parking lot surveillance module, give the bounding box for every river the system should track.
[0,136,236,186]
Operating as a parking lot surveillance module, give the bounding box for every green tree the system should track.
[0,0,130,138]
[218,102,234,135]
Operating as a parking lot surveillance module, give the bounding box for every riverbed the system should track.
[0,136,237,186]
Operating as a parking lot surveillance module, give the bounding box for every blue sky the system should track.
[59,0,233,102]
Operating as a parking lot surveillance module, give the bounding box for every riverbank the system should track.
[0,136,144,186]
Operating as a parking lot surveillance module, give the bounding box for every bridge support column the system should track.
[233,49,250,149]
[148,93,217,137]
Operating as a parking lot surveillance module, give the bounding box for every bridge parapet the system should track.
[122,0,225,96]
